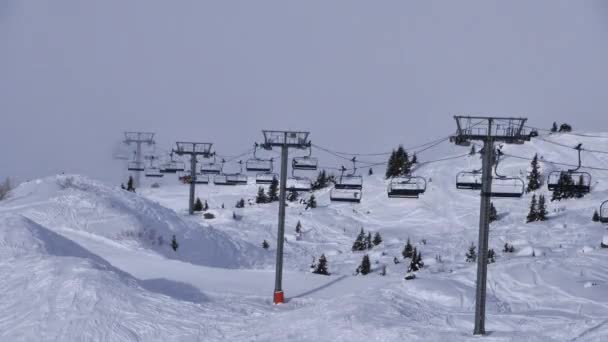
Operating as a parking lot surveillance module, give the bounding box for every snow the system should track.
[1,132,608,341]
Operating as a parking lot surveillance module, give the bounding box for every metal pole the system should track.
[188,154,197,215]
[273,141,289,304]
[135,141,142,188]
[474,129,494,335]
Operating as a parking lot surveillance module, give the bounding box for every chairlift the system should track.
[292,145,318,171]
[160,152,186,173]
[246,143,274,172]
[227,173,248,185]
[194,174,209,184]
[201,155,222,174]
[489,149,524,198]
[256,172,278,184]
[127,161,145,172]
[213,174,231,186]
[456,169,482,190]
[547,144,591,193]
[387,176,427,198]
[600,200,608,223]
[144,155,164,178]
[334,158,363,190]
[330,188,362,203]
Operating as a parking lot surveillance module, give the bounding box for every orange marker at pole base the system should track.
[273,291,285,304]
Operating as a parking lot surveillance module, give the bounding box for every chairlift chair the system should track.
[489,149,524,198]
[387,176,427,198]
[213,174,232,186]
[256,172,278,184]
[287,176,312,192]
[160,153,186,173]
[292,145,318,171]
[330,188,362,203]
[246,144,274,172]
[334,158,363,190]
[127,161,145,172]
[600,200,608,223]
[456,169,482,190]
[201,155,223,174]
[546,144,591,193]
[226,173,248,185]
[145,167,164,178]
[194,174,209,184]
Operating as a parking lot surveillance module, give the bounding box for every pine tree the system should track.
[408,248,423,272]
[171,235,179,252]
[537,195,548,221]
[262,240,269,249]
[193,197,203,212]
[593,210,600,222]
[268,177,279,202]
[526,153,542,192]
[559,123,572,132]
[411,153,418,164]
[313,254,329,275]
[312,170,329,190]
[551,122,558,132]
[469,145,477,156]
[466,243,477,262]
[551,173,580,201]
[368,168,373,176]
[306,194,317,209]
[287,188,299,202]
[359,254,371,275]
[352,228,366,251]
[489,202,498,223]
[127,176,135,192]
[393,256,400,264]
[526,194,538,223]
[365,232,373,250]
[295,221,302,234]
[373,232,383,246]
[402,238,414,259]
[256,187,268,204]
[385,150,398,179]
[488,249,496,264]
[395,145,411,176]
[235,198,245,208]
[503,243,515,253]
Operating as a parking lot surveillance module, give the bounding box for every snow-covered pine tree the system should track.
[368,168,373,176]
[365,232,373,250]
[171,235,179,252]
[489,202,498,223]
[235,198,245,208]
[385,150,398,179]
[466,243,477,262]
[256,187,268,204]
[306,194,317,209]
[268,177,279,202]
[287,188,299,202]
[352,228,366,251]
[313,254,329,275]
[526,154,542,192]
[488,249,496,264]
[373,232,383,246]
[262,240,269,249]
[559,123,572,132]
[359,254,371,275]
[593,210,600,222]
[408,247,420,272]
[551,122,558,132]
[295,221,302,234]
[537,195,548,221]
[396,145,411,176]
[526,194,538,223]
[312,170,329,190]
[411,153,418,164]
[393,256,400,264]
[503,243,515,253]
[193,197,203,212]
[402,238,414,259]
[127,176,135,192]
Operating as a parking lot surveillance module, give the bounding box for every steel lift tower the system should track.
[451,116,530,335]
[173,142,213,215]
[260,130,311,304]
[123,132,155,187]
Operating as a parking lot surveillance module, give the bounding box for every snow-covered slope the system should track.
[1,132,608,341]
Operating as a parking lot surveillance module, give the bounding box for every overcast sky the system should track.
[1,1,607,183]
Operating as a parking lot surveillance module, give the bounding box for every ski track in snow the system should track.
[1,133,608,341]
